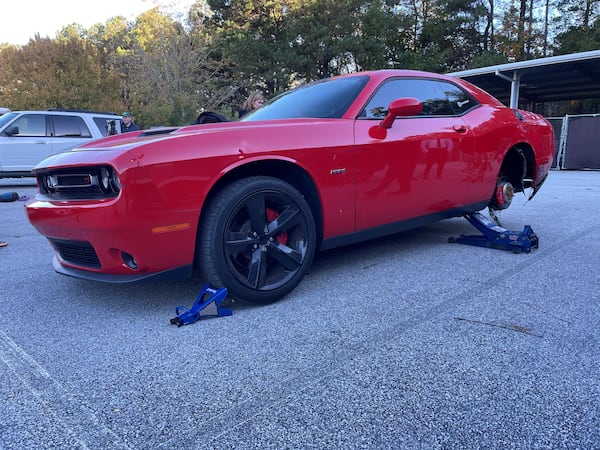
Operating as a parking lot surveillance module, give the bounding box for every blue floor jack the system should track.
[170,284,232,327]
[448,212,538,253]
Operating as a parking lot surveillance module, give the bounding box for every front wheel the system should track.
[199,176,317,304]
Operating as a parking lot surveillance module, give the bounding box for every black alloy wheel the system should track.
[200,176,317,304]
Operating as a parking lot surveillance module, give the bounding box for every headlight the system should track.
[98,166,121,194]
[111,170,121,191]
[100,167,111,191]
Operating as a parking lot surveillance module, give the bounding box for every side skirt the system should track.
[320,201,488,251]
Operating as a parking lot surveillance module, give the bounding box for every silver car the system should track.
[0,109,122,178]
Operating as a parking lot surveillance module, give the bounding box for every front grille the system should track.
[50,239,101,268]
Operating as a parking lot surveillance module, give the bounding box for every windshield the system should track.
[242,75,369,121]
[0,112,17,129]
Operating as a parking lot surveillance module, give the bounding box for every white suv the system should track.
[0,109,122,178]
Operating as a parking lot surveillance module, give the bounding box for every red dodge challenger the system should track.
[25,70,554,304]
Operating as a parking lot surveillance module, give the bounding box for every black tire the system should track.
[199,176,317,304]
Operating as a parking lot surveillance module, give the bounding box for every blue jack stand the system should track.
[170,284,232,327]
[448,212,538,253]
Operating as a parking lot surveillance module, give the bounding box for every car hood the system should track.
[33,119,352,172]
[77,119,341,150]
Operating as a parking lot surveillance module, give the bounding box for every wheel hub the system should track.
[494,181,514,210]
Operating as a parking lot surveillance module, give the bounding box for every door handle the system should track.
[453,125,467,133]
[34,140,47,144]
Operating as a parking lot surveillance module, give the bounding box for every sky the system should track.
[0,0,195,46]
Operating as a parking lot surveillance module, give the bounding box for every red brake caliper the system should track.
[265,207,288,244]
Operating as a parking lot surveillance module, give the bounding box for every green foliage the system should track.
[0,36,122,112]
[553,18,600,54]
[471,50,509,68]
[205,0,299,100]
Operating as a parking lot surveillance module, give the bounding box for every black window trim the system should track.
[357,76,481,120]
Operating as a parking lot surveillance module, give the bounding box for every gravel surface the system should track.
[1,171,598,449]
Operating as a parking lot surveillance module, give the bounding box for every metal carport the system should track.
[449,50,600,170]
[448,49,600,108]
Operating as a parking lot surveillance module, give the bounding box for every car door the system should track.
[0,113,50,172]
[353,78,478,231]
[48,114,93,154]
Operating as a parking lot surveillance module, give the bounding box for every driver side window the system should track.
[11,114,46,136]
[359,78,475,119]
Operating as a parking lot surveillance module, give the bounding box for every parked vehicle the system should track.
[0,109,121,178]
[25,70,555,304]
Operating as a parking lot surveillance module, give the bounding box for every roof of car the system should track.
[46,108,121,116]
[331,69,464,90]
[11,109,121,117]
[341,69,454,79]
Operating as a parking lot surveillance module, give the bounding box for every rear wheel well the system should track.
[193,160,323,274]
[488,144,536,211]
[498,144,535,193]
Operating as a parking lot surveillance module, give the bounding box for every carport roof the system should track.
[447,50,600,107]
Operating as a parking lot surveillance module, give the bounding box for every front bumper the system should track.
[26,197,199,281]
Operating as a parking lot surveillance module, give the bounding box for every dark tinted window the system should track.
[243,76,369,121]
[441,81,479,114]
[10,114,46,136]
[52,115,91,137]
[360,78,478,119]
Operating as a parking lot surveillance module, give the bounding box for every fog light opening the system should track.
[121,251,139,270]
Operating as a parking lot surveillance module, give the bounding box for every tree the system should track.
[283,0,376,79]
[417,0,490,71]
[554,0,600,29]
[205,0,300,97]
[553,16,600,53]
[125,8,235,126]
[0,35,121,111]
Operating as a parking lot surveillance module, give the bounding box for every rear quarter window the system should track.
[93,117,119,136]
[441,81,479,115]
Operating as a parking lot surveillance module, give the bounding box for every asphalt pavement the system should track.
[0,171,599,449]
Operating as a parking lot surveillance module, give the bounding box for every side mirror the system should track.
[4,126,19,136]
[369,97,422,139]
[380,98,422,129]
